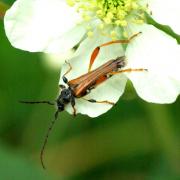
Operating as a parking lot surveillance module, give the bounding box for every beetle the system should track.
[20,32,146,169]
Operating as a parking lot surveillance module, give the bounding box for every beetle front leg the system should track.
[71,97,77,116]
[59,84,66,89]
[62,61,72,84]
[63,61,72,77]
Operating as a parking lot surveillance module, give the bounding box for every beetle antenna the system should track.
[40,110,59,169]
[19,100,55,105]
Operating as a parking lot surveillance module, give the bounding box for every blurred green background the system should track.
[0,1,180,179]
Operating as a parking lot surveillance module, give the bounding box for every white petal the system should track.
[149,0,180,34]
[42,49,74,69]
[4,0,85,53]
[126,24,180,103]
[60,30,127,117]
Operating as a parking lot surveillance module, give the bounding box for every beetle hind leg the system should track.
[88,32,142,72]
[82,98,115,105]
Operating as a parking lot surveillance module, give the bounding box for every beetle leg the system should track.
[71,96,76,116]
[59,84,66,89]
[85,86,96,94]
[109,68,148,75]
[62,61,72,84]
[88,32,142,72]
[82,98,115,105]
[63,61,72,77]
[72,106,76,117]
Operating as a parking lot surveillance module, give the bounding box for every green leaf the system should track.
[0,1,9,19]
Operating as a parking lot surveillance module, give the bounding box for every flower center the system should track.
[66,0,147,38]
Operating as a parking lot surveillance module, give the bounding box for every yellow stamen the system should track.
[66,0,148,39]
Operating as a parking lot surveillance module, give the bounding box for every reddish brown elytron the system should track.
[68,57,126,97]
[20,32,147,169]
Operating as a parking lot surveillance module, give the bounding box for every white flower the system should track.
[4,0,180,53]
[149,0,180,34]
[60,26,180,117]
[4,0,86,53]
[4,0,180,117]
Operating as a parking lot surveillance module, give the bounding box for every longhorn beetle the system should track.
[20,32,147,169]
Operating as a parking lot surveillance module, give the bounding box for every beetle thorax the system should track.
[56,88,72,111]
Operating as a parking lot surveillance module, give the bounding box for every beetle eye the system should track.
[58,104,64,111]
